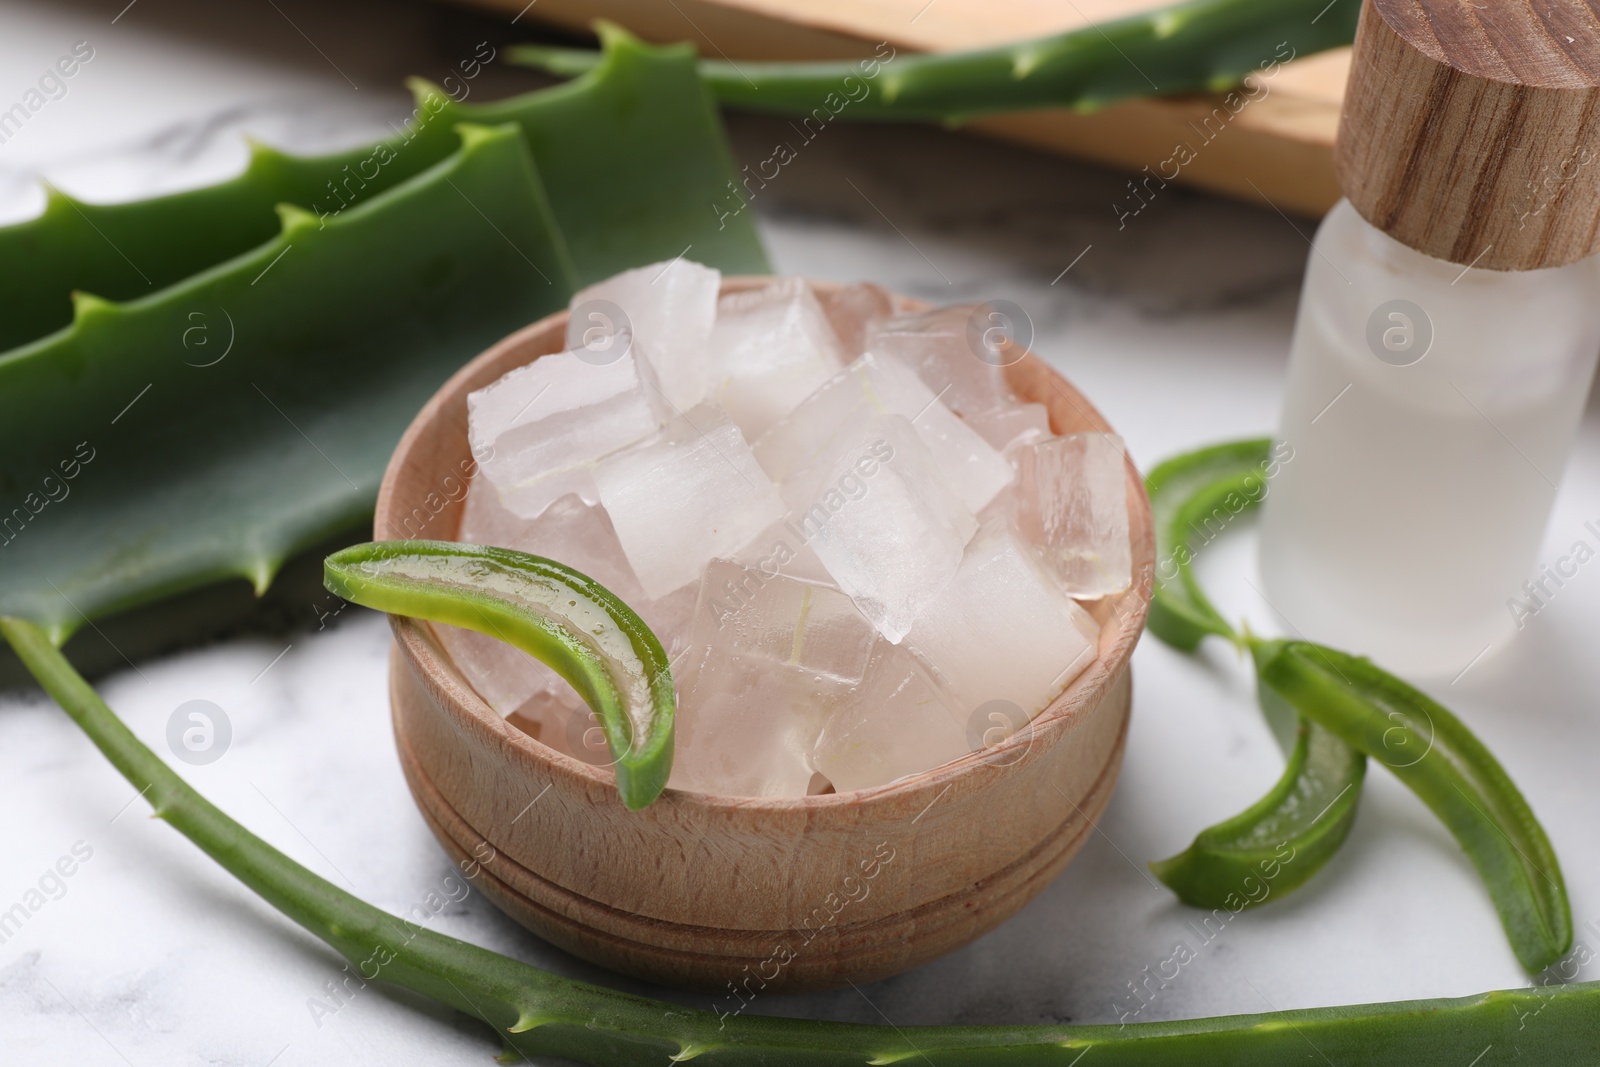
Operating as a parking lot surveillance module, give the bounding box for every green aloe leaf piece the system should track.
[511,0,1360,122]
[6,613,1600,1063]
[1144,437,1567,972]
[1145,437,1367,913]
[1144,437,1287,650]
[0,25,766,353]
[1151,654,1367,909]
[0,122,575,640]
[468,23,767,285]
[323,540,675,810]
[1256,639,1572,973]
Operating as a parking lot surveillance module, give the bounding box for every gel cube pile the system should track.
[442,261,1131,797]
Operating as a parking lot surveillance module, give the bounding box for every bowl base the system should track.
[391,654,1132,992]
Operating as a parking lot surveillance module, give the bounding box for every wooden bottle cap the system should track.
[1335,0,1600,271]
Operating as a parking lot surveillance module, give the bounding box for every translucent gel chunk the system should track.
[1014,432,1132,598]
[905,518,1101,719]
[669,560,875,797]
[793,414,977,642]
[468,346,662,519]
[709,278,847,440]
[594,403,784,599]
[566,257,720,411]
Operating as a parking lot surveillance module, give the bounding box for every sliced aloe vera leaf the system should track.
[1144,437,1282,650]
[1256,639,1572,973]
[0,123,574,640]
[0,26,764,352]
[1145,437,1367,911]
[1151,660,1367,909]
[324,540,674,810]
[0,28,768,668]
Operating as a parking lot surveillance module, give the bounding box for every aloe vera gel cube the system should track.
[594,403,784,599]
[812,641,971,792]
[818,281,894,357]
[1014,432,1132,599]
[754,350,1012,514]
[669,560,876,797]
[469,346,664,520]
[709,277,847,439]
[905,518,1100,719]
[566,257,720,411]
[797,415,977,643]
[967,401,1052,453]
[864,305,1016,417]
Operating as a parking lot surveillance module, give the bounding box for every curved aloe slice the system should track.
[1144,439,1567,971]
[1256,639,1571,973]
[1144,437,1278,649]
[1145,437,1368,913]
[1151,662,1367,909]
[324,541,674,810]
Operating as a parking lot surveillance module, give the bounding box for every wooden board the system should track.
[473,0,1351,216]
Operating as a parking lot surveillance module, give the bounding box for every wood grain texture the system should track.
[1336,0,1600,269]
[459,0,1351,215]
[375,279,1154,990]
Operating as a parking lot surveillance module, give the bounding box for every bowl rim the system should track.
[377,275,1154,813]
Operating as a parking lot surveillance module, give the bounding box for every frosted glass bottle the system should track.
[1258,199,1600,675]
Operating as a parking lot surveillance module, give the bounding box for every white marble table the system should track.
[4,1,1599,1064]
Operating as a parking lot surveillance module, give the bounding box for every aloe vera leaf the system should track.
[1145,437,1368,911]
[1144,437,1283,650]
[0,25,764,353]
[1256,639,1572,973]
[323,541,674,809]
[0,123,575,642]
[1151,674,1367,909]
[5,614,1599,1064]
[510,0,1360,123]
[0,528,351,689]
[465,23,766,285]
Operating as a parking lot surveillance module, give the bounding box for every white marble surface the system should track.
[4,1,1600,1064]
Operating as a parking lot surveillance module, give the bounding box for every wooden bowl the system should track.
[376,278,1154,992]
